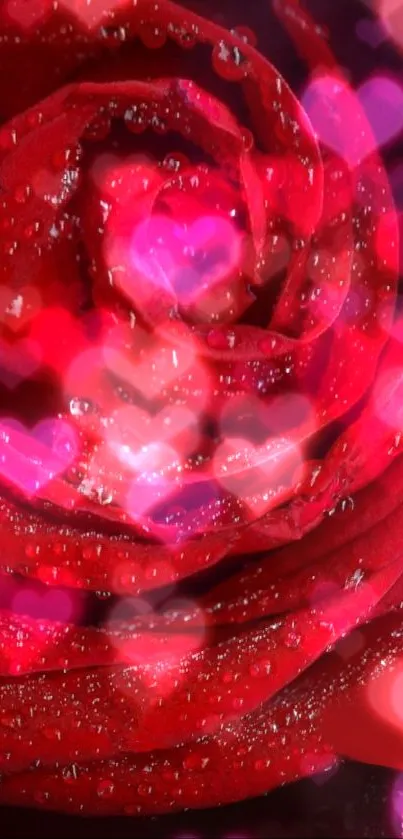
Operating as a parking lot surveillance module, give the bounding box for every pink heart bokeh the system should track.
[129,214,241,309]
[302,74,403,167]
[0,417,78,496]
[0,338,42,389]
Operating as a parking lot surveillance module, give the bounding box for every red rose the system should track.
[0,0,401,817]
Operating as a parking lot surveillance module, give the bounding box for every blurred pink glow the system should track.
[0,337,41,389]
[302,74,403,166]
[213,434,303,518]
[373,366,403,430]
[359,75,403,147]
[356,18,388,48]
[368,663,403,733]
[124,441,183,520]
[378,0,403,51]
[105,595,206,671]
[130,214,241,308]
[12,587,75,623]
[218,392,316,442]
[4,0,128,30]
[4,0,51,29]
[391,773,403,838]
[0,418,78,496]
[107,403,200,469]
[102,335,200,402]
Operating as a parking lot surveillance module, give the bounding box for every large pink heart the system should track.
[0,417,78,496]
[302,74,403,167]
[129,214,241,309]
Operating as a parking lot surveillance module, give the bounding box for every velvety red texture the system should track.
[0,0,402,818]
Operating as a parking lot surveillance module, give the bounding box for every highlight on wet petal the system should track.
[373,366,403,431]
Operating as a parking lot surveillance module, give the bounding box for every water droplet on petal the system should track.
[283,629,302,649]
[183,752,209,771]
[124,106,147,134]
[83,115,111,143]
[139,23,167,49]
[69,397,94,417]
[14,184,32,204]
[232,26,257,47]
[212,40,249,81]
[137,783,153,797]
[254,758,270,771]
[97,778,115,797]
[62,763,80,783]
[162,152,189,172]
[249,659,272,677]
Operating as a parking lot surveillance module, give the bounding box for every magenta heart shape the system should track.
[356,19,387,49]
[12,587,75,623]
[302,74,403,167]
[129,213,241,306]
[0,417,78,496]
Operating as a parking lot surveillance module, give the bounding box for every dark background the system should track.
[4,0,403,836]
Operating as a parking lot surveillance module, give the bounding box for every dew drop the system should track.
[150,114,167,135]
[137,783,153,797]
[162,152,189,172]
[124,106,147,134]
[232,26,257,47]
[1,712,18,728]
[23,220,43,239]
[97,778,115,798]
[124,804,141,815]
[259,335,279,354]
[207,328,237,350]
[25,542,40,559]
[221,670,234,684]
[338,495,355,513]
[69,397,94,417]
[3,240,19,256]
[167,22,198,49]
[83,115,111,143]
[34,790,50,804]
[0,130,16,152]
[254,758,270,771]
[43,727,62,741]
[26,110,44,130]
[283,629,302,649]
[249,659,272,678]
[241,128,254,151]
[0,215,15,232]
[62,763,80,783]
[212,40,249,81]
[183,752,209,771]
[14,184,32,204]
[98,25,127,47]
[139,23,167,49]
